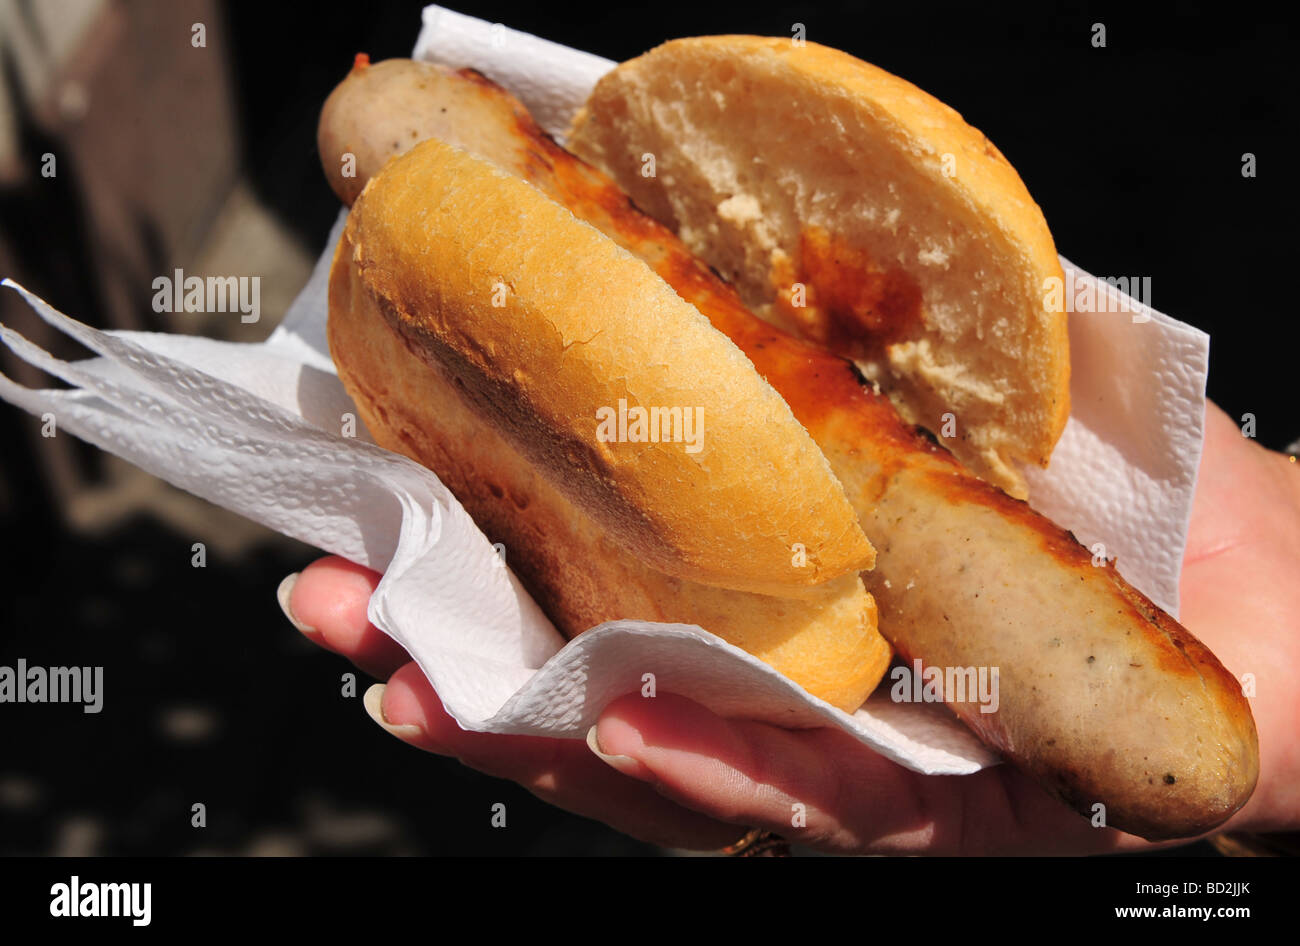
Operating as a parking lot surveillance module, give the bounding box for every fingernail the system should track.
[586,725,650,779]
[277,573,318,637]
[363,683,424,740]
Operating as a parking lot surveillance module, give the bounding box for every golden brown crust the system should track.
[343,136,874,595]
[327,226,891,713]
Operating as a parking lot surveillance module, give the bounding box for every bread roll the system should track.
[568,36,1070,499]
[340,136,873,596]
[327,136,891,711]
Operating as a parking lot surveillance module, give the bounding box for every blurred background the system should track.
[0,0,1292,855]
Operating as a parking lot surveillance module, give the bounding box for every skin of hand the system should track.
[278,400,1300,854]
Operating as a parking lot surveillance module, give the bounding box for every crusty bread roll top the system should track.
[568,36,1071,499]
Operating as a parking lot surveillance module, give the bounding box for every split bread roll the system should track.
[568,36,1071,499]
[327,135,891,711]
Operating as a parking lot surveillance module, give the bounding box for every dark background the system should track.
[0,1,1292,856]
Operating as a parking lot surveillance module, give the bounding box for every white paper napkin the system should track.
[0,6,1210,776]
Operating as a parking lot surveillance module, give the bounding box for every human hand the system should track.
[277,399,1300,853]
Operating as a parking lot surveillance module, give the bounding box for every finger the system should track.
[365,663,746,850]
[595,692,1164,855]
[278,556,409,679]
